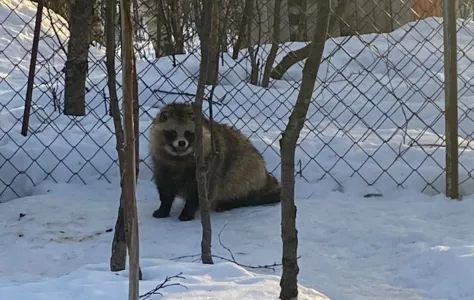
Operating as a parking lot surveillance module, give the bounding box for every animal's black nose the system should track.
[178,140,186,147]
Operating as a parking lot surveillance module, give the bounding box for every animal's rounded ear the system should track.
[158,110,169,122]
[188,111,195,121]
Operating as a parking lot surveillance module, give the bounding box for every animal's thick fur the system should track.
[148,102,281,221]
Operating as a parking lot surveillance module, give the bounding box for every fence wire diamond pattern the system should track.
[0,0,473,202]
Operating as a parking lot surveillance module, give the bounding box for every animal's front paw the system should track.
[178,213,195,221]
[152,208,170,218]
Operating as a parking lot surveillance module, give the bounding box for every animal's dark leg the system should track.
[178,179,199,221]
[152,166,177,218]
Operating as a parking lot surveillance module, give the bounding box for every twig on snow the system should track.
[170,224,301,272]
[139,272,187,299]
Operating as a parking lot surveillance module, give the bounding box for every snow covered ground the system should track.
[0,257,326,300]
[2,0,474,299]
[3,180,474,300]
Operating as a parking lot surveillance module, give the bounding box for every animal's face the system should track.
[153,104,196,157]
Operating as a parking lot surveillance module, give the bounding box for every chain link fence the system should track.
[0,0,473,202]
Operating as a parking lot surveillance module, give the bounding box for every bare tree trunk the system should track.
[152,0,163,58]
[120,0,140,299]
[279,0,330,298]
[33,0,105,45]
[180,0,193,53]
[132,0,140,38]
[132,55,140,178]
[246,0,258,85]
[193,0,202,38]
[206,0,219,85]
[91,0,105,46]
[296,0,307,40]
[261,0,282,88]
[231,0,252,59]
[106,0,118,118]
[108,0,143,277]
[157,0,175,56]
[271,0,346,80]
[219,0,231,52]
[110,204,127,270]
[194,0,215,265]
[63,0,94,116]
[106,0,128,272]
[154,20,162,58]
[248,47,258,85]
[287,0,307,41]
[168,0,186,54]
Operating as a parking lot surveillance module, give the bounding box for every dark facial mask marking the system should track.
[164,130,177,144]
[184,130,194,142]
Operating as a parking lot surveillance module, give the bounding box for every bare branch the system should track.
[139,273,187,299]
[21,0,44,137]
[46,6,68,57]
[170,224,301,272]
[271,0,347,80]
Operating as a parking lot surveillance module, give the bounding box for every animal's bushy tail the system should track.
[214,173,281,212]
[260,172,280,202]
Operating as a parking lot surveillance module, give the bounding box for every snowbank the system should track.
[0,259,328,299]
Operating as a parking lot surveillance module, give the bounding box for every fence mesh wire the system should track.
[0,0,473,202]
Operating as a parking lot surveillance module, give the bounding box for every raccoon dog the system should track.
[148,102,281,221]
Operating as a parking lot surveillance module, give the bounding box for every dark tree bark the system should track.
[296,0,307,41]
[63,0,94,116]
[261,0,282,88]
[132,53,140,178]
[106,0,128,273]
[271,0,347,80]
[219,0,232,52]
[246,0,258,85]
[110,205,126,271]
[106,0,118,118]
[157,0,176,56]
[168,0,186,54]
[194,0,216,265]
[271,44,310,80]
[21,0,43,137]
[279,0,330,298]
[206,0,219,85]
[231,0,252,59]
[288,0,307,41]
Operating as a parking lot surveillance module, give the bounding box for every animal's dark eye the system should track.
[164,130,177,142]
[184,131,194,140]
